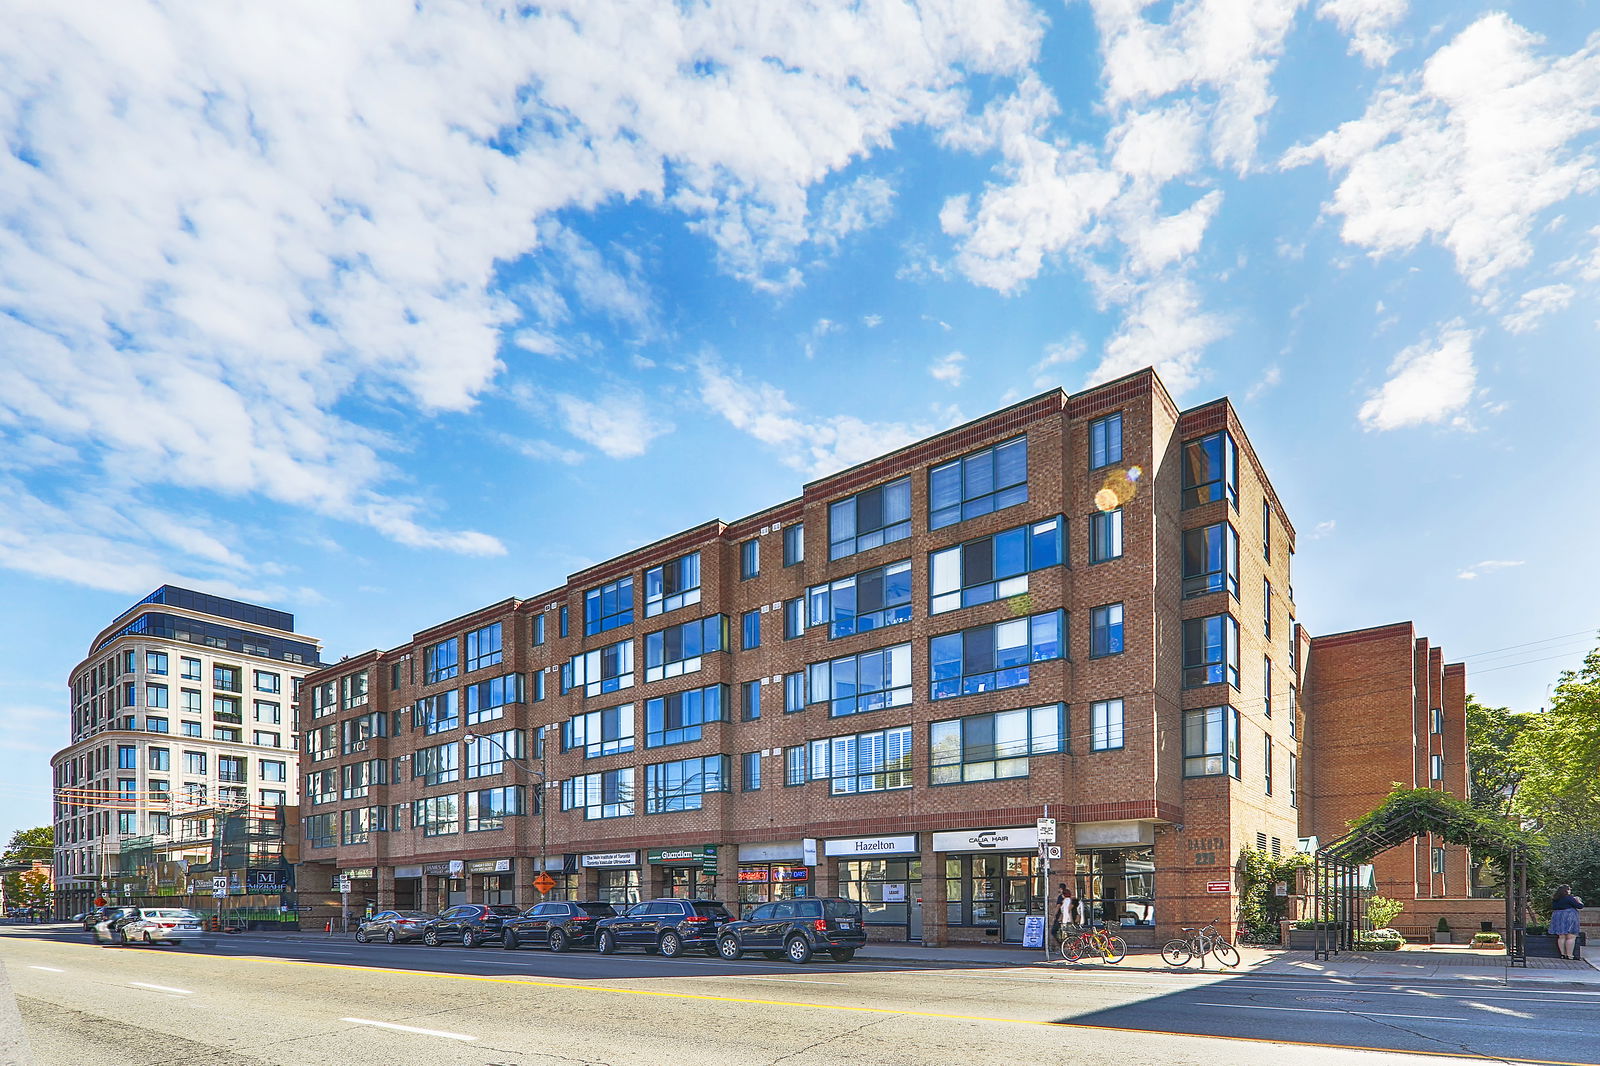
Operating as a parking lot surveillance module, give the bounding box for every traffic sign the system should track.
[1036,817,1056,844]
[533,872,556,894]
[1206,880,1232,894]
[211,876,228,891]
[337,877,352,895]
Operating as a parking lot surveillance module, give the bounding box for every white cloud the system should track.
[1317,0,1407,66]
[1501,283,1576,334]
[862,314,883,328]
[696,360,943,478]
[814,175,897,248]
[1086,277,1228,397]
[1032,336,1084,388]
[930,351,967,386]
[552,392,672,460]
[1457,559,1525,580]
[1284,14,1600,290]
[1309,519,1337,539]
[1245,364,1283,401]
[1357,325,1478,431]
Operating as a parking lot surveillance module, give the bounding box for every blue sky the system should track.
[3,0,1599,835]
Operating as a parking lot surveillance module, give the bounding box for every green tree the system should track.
[1,826,53,864]
[1465,696,1532,814]
[1512,645,1600,834]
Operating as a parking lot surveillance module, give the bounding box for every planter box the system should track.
[1526,933,1586,959]
[1288,925,1349,951]
[1469,942,1502,950]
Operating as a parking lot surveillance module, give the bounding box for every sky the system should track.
[3,0,1599,836]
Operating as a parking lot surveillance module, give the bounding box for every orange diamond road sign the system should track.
[533,873,556,894]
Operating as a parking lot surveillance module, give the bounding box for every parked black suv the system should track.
[422,904,523,947]
[595,898,733,958]
[501,900,618,952]
[717,897,866,963]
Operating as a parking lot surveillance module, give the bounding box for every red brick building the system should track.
[297,367,1393,946]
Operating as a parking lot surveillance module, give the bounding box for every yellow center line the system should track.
[241,956,1593,1066]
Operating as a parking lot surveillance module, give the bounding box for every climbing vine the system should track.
[1236,847,1311,943]
[1343,786,1534,864]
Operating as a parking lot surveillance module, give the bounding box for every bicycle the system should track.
[1161,923,1240,967]
[1052,922,1127,964]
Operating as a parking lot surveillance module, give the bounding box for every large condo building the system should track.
[299,367,1379,947]
[51,586,322,917]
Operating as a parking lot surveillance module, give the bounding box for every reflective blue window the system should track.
[1089,413,1123,470]
[644,755,728,814]
[584,577,634,636]
[929,611,1064,700]
[929,517,1062,615]
[808,560,912,638]
[806,643,913,718]
[645,553,701,617]
[829,478,911,560]
[929,436,1028,530]
[644,615,727,683]
[645,684,726,748]
[1090,604,1124,658]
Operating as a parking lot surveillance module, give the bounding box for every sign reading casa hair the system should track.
[581,851,638,868]
[823,834,918,857]
[931,827,1038,852]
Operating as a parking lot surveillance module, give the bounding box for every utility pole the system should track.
[465,730,549,902]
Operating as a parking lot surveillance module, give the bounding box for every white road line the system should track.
[1193,1002,1452,1021]
[298,949,355,956]
[129,982,193,995]
[342,1017,476,1041]
[28,966,64,973]
[715,976,852,986]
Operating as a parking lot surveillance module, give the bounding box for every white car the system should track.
[95,907,212,947]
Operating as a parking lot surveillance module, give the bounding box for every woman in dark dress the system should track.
[1550,885,1584,960]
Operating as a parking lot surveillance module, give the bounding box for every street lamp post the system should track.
[464,729,550,901]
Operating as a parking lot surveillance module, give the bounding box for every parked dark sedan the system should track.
[501,900,618,952]
[595,898,733,958]
[717,897,866,963]
[423,903,523,947]
[354,909,436,944]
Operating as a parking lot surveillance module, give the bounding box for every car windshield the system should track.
[149,909,197,919]
[577,903,617,917]
[692,902,732,920]
[397,911,433,919]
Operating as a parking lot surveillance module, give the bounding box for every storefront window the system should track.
[662,867,712,898]
[943,854,1042,940]
[737,864,811,906]
[1074,847,1155,928]
[838,858,920,928]
[596,868,640,905]
[482,873,513,906]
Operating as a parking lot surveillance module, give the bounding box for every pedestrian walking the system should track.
[1550,884,1584,960]
[1051,882,1074,939]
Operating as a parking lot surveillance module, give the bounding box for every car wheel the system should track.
[462,930,479,949]
[143,932,154,946]
[717,936,743,961]
[423,928,440,947]
[385,929,398,945]
[785,935,813,964]
[355,928,370,944]
[548,929,568,954]
[597,930,616,955]
[658,930,683,958]
[830,949,857,963]
[116,928,128,946]
[502,930,519,951]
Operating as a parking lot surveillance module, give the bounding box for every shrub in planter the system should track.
[1356,931,1405,952]
[1472,932,1502,944]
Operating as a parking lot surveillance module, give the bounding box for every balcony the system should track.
[218,771,246,784]
[213,711,243,725]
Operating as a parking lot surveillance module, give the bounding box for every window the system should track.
[534,614,546,646]
[1184,706,1241,777]
[1264,737,1274,796]
[466,673,524,726]
[1262,498,1272,560]
[784,671,805,713]
[1289,752,1298,808]
[254,670,280,693]
[464,729,524,778]
[466,786,524,831]
[740,538,760,579]
[123,681,136,707]
[254,700,281,724]
[741,610,762,651]
[181,721,202,738]
[1090,699,1124,751]
[183,751,207,775]
[829,477,911,560]
[741,680,761,721]
[929,611,1063,700]
[1182,522,1239,598]
[783,523,804,566]
[121,649,136,674]
[565,705,634,758]
[217,755,245,783]
[1263,579,1272,639]
[118,745,137,769]
[559,605,569,637]
[644,755,729,813]
[741,752,762,791]
[118,811,138,835]
[929,436,1028,530]
[1089,413,1123,470]
[1263,658,1273,718]
[775,598,798,640]
[809,559,913,637]
[1182,430,1239,509]
[562,767,634,819]
[183,782,206,806]
[148,747,170,771]
[310,680,337,719]
[181,690,202,715]
[414,691,460,734]
[930,705,1065,784]
[645,552,701,617]
[1089,604,1124,658]
[644,616,726,683]
[213,665,241,692]
[341,759,386,799]
[1288,686,1298,738]
[584,577,634,636]
[307,722,337,762]
[807,643,913,717]
[258,790,285,809]
[1183,614,1241,688]
[180,657,202,681]
[465,623,504,673]
[929,517,1063,616]
[341,711,387,755]
[260,760,287,782]
[645,684,726,747]
[1431,846,1446,875]
[146,651,168,675]
[1430,753,1443,781]
[146,717,168,734]
[424,639,459,684]
[1089,508,1123,563]
[413,742,460,786]
[790,726,912,795]
[416,795,460,836]
[213,694,241,720]
[304,813,336,849]
[1430,707,1443,735]
[564,639,635,697]
[341,806,387,845]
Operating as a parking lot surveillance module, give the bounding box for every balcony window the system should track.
[929,611,1063,700]
[1183,706,1241,777]
[644,616,727,683]
[929,517,1063,616]
[930,704,1064,784]
[585,577,634,636]
[806,643,913,718]
[1182,430,1239,509]
[644,552,701,618]
[465,623,503,673]
[1182,614,1241,688]
[644,755,729,814]
[564,705,634,758]
[563,639,635,698]
[1182,522,1239,598]
[928,436,1028,530]
[645,684,726,748]
[829,477,911,560]
[809,559,912,638]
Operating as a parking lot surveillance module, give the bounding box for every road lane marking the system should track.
[246,957,1593,1066]
[342,1018,476,1041]
[1193,1001,1455,1021]
[723,977,851,987]
[28,966,65,973]
[129,982,193,995]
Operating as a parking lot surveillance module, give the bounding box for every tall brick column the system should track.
[919,842,946,946]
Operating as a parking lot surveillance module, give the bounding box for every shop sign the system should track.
[582,851,638,868]
[421,862,455,876]
[823,834,917,857]
[738,841,804,863]
[738,867,770,883]
[467,859,512,874]
[245,869,287,893]
[647,847,704,865]
[771,866,809,882]
[883,883,907,902]
[340,868,377,880]
[931,827,1037,852]
[1206,881,1232,894]
[394,865,423,878]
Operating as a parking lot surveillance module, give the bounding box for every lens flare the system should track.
[1096,467,1142,512]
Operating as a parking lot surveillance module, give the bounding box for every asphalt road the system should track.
[3,923,1598,1066]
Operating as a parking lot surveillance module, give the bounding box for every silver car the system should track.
[96,907,212,947]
